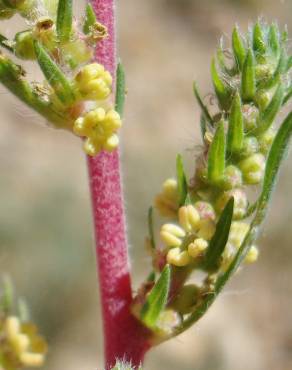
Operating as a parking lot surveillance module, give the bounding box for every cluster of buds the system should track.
[0,279,47,369]
[0,0,122,156]
[133,21,291,340]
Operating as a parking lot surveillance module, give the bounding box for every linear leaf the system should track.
[141,265,171,328]
[211,58,231,110]
[241,48,256,101]
[232,26,246,71]
[34,41,75,104]
[268,24,280,57]
[253,22,266,54]
[208,121,226,184]
[203,197,234,271]
[227,91,243,153]
[176,154,188,206]
[193,81,213,125]
[257,83,284,134]
[115,62,126,117]
[148,207,156,250]
[56,0,73,42]
[83,3,97,34]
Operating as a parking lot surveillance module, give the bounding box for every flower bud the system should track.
[241,136,259,157]
[239,153,266,184]
[197,219,216,241]
[194,201,216,221]
[188,238,208,258]
[255,89,273,110]
[216,188,248,219]
[178,205,200,232]
[75,63,112,101]
[160,224,186,248]
[167,247,191,267]
[155,178,179,218]
[242,104,259,132]
[222,165,242,190]
[258,127,276,154]
[14,30,35,60]
[156,309,181,336]
[255,63,273,81]
[228,221,250,249]
[171,284,200,314]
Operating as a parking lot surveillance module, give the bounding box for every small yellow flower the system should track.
[155,178,179,218]
[3,316,47,368]
[74,63,113,101]
[74,107,122,156]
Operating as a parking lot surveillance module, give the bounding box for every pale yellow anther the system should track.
[178,205,200,232]
[162,178,178,200]
[188,238,208,258]
[5,316,20,339]
[11,333,30,354]
[104,134,119,152]
[197,219,216,240]
[167,247,191,266]
[160,231,182,248]
[161,224,186,238]
[83,137,101,156]
[245,245,259,264]
[20,352,45,367]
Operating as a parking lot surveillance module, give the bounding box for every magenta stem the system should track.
[87,1,150,368]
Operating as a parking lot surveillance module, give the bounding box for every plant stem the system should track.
[87,0,150,368]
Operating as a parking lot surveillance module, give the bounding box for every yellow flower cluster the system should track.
[155,178,179,218]
[74,107,122,156]
[74,63,112,101]
[160,203,216,267]
[1,316,47,368]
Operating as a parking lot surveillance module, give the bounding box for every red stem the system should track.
[87,1,150,368]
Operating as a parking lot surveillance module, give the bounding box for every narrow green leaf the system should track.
[227,91,244,153]
[283,85,292,106]
[286,56,292,72]
[204,197,234,271]
[0,276,13,314]
[83,3,97,34]
[253,22,266,54]
[148,206,156,250]
[200,114,207,142]
[193,82,213,126]
[232,26,246,70]
[34,41,75,104]
[208,121,226,184]
[241,48,256,101]
[211,58,231,110]
[56,0,73,42]
[0,34,13,52]
[141,265,171,328]
[115,62,126,117]
[268,23,280,56]
[176,154,188,206]
[257,83,284,134]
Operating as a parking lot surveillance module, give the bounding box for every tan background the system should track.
[1,0,292,369]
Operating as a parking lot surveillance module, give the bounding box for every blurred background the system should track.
[1,0,292,369]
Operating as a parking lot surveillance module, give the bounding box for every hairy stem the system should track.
[88,0,150,368]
